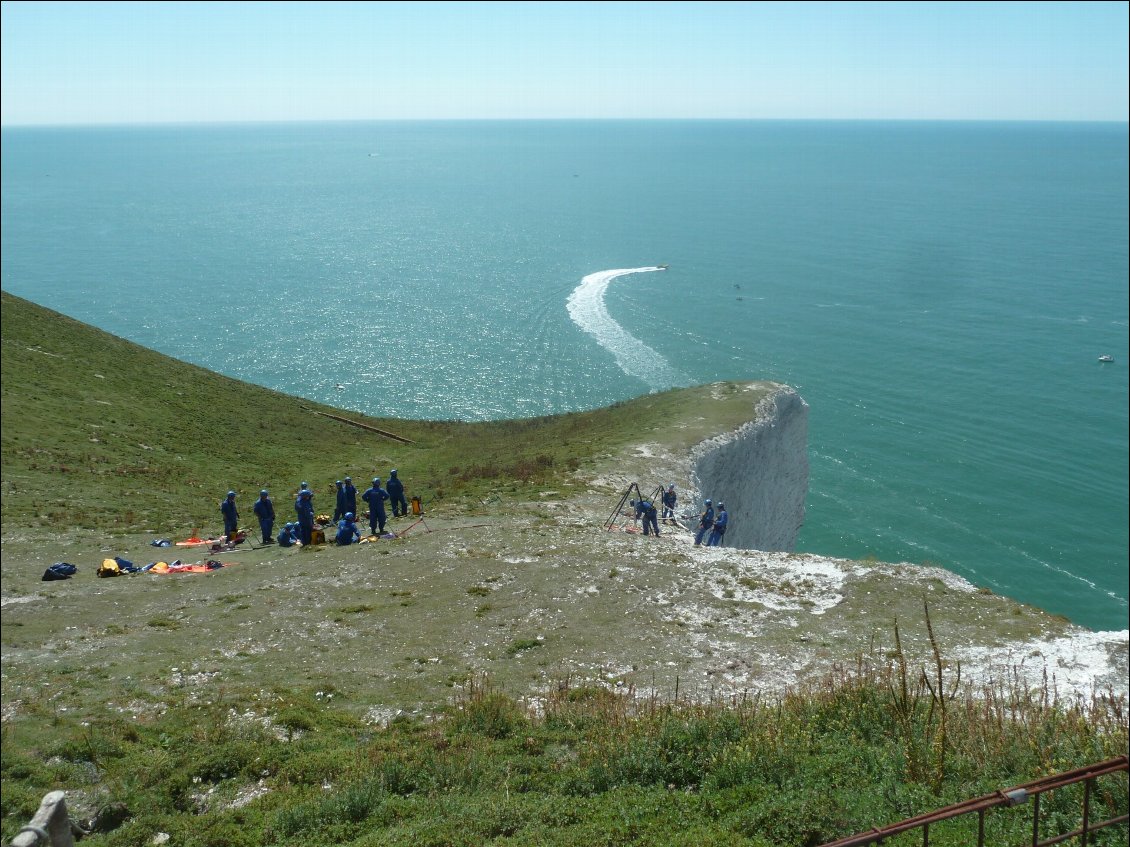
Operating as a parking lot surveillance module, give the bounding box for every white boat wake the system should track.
[566,267,686,390]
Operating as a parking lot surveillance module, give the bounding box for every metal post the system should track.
[1031,793,1040,847]
[1081,777,1092,846]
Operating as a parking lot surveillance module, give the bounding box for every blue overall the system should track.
[295,495,315,545]
[336,518,362,545]
[708,508,728,547]
[387,472,407,517]
[362,485,389,535]
[253,496,275,544]
[220,496,238,539]
[694,506,714,546]
[333,483,346,522]
[636,500,660,536]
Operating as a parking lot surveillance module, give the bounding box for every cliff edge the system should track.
[689,385,809,552]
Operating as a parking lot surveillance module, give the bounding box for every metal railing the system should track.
[821,755,1128,847]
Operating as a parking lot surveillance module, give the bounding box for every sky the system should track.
[1,1,1127,125]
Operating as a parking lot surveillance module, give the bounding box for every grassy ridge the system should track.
[1,291,760,533]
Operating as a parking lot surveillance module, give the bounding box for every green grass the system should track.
[0,665,1124,846]
[2,291,766,534]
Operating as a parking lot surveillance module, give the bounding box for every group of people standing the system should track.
[218,470,410,549]
[693,498,728,547]
[630,485,729,547]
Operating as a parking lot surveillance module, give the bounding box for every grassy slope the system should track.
[2,292,1126,846]
[1,291,757,533]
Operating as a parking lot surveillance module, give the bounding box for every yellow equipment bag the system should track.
[97,558,120,578]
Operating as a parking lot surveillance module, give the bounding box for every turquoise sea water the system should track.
[2,121,1127,632]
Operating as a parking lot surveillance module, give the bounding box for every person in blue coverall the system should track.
[694,499,714,547]
[333,481,346,522]
[362,477,389,536]
[661,484,678,524]
[387,469,408,517]
[336,512,362,545]
[708,502,728,547]
[633,499,660,536]
[220,491,238,540]
[295,489,315,545]
[253,489,275,544]
[343,477,358,516]
[277,522,299,547]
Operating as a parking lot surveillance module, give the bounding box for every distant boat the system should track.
[658,264,669,270]
[1098,354,1114,363]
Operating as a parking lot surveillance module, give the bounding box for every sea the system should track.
[2,120,1127,633]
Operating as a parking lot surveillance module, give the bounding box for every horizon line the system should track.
[4,116,1128,130]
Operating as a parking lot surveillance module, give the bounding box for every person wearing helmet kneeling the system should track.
[694,499,714,547]
[336,512,362,545]
[277,522,299,547]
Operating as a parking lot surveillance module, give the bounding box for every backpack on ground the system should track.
[97,559,121,578]
[42,563,78,581]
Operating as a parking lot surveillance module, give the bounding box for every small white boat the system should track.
[1098,355,1114,363]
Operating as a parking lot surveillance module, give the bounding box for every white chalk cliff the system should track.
[689,385,809,552]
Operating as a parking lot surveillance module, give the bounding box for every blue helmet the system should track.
[227,490,236,498]
[344,476,352,482]
[390,469,398,475]
[705,499,712,505]
[260,489,269,496]
[344,512,354,520]
[336,480,342,486]
[373,477,381,485]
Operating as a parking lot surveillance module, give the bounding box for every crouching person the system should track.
[277,522,300,547]
[635,498,660,536]
[336,512,362,545]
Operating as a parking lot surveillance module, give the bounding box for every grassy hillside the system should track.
[1,291,760,534]
[2,292,1125,846]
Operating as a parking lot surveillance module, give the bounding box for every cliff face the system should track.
[690,386,809,552]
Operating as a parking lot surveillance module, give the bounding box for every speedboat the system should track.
[1098,355,1114,363]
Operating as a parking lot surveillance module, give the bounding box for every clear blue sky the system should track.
[2,1,1127,125]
